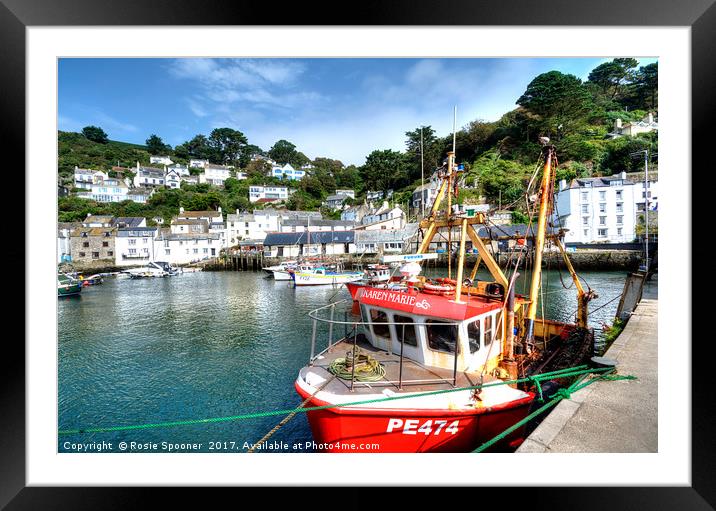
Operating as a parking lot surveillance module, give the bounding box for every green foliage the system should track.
[517,71,594,139]
[604,318,625,343]
[511,210,529,224]
[469,150,531,205]
[145,134,171,155]
[599,132,657,174]
[82,125,108,144]
[268,139,298,165]
[361,149,410,193]
[208,127,247,165]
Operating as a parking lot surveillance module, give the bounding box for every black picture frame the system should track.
[3,0,710,508]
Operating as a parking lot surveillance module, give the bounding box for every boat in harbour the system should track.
[291,265,364,287]
[123,261,173,279]
[58,273,82,297]
[294,141,597,452]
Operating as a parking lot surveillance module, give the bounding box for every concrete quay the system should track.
[517,278,658,453]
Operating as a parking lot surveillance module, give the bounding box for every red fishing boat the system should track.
[295,140,596,452]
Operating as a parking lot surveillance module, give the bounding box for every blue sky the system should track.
[58,57,657,165]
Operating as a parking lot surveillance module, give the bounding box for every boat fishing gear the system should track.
[328,347,386,382]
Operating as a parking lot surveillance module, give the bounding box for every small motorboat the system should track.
[58,273,82,297]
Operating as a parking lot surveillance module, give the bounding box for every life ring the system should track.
[435,277,457,286]
[423,282,455,296]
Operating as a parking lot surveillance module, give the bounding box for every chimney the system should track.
[615,118,622,129]
[179,206,185,214]
[620,171,627,179]
[647,112,654,124]
[559,179,567,191]
[217,206,222,213]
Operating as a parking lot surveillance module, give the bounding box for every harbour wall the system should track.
[60,249,647,274]
[253,249,645,272]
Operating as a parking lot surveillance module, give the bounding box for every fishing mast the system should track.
[524,144,556,345]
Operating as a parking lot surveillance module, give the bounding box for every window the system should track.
[467,320,481,353]
[92,252,99,259]
[203,248,208,254]
[393,315,417,347]
[583,229,589,237]
[193,248,198,254]
[598,229,607,237]
[615,190,623,200]
[581,192,588,201]
[369,309,391,338]
[79,252,85,257]
[102,241,109,247]
[617,215,623,225]
[599,203,606,213]
[484,315,494,347]
[426,320,458,354]
[107,251,113,257]
[599,216,606,225]
[599,191,606,200]
[581,204,588,214]
[143,238,148,244]
[617,228,623,236]
[582,217,589,226]
[165,249,170,255]
[129,248,136,254]
[129,239,136,245]
[616,202,623,213]
[83,241,89,248]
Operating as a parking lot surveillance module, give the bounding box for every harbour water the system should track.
[58,269,628,453]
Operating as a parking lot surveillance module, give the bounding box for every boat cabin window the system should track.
[484,315,494,346]
[426,320,458,354]
[393,315,417,347]
[369,309,391,339]
[467,319,481,353]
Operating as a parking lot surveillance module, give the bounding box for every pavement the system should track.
[517,276,658,453]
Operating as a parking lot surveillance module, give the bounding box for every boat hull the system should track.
[295,381,534,452]
[292,272,364,286]
[272,270,293,281]
[58,284,82,297]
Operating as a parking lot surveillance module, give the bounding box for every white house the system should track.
[249,185,289,203]
[164,169,182,189]
[167,164,190,176]
[150,155,174,166]
[607,113,658,139]
[279,219,355,233]
[199,164,232,187]
[271,163,305,181]
[553,171,658,244]
[158,230,222,264]
[412,176,440,212]
[75,177,132,203]
[115,227,159,266]
[263,231,356,258]
[189,159,209,169]
[134,163,165,188]
[73,167,109,190]
[180,175,199,185]
[358,202,406,230]
[226,208,282,246]
[235,171,248,180]
[175,207,226,247]
[367,190,393,201]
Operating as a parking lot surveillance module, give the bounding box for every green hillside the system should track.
[58,131,153,186]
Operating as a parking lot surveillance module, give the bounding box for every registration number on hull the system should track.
[386,419,459,435]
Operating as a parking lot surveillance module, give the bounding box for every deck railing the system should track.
[306,299,465,391]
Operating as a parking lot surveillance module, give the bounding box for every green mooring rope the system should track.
[57,365,627,437]
[472,371,637,453]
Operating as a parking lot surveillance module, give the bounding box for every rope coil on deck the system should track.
[328,347,386,382]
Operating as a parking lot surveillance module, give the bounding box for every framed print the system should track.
[4,0,713,507]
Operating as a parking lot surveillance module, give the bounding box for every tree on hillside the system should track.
[245,159,272,180]
[208,128,248,165]
[361,149,409,193]
[626,63,658,111]
[183,134,213,160]
[517,71,594,139]
[587,58,638,101]
[404,126,442,181]
[82,126,109,144]
[239,144,264,168]
[268,139,298,165]
[146,134,171,155]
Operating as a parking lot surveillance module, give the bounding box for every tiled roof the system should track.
[117,227,157,237]
[113,217,145,228]
[263,231,355,246]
